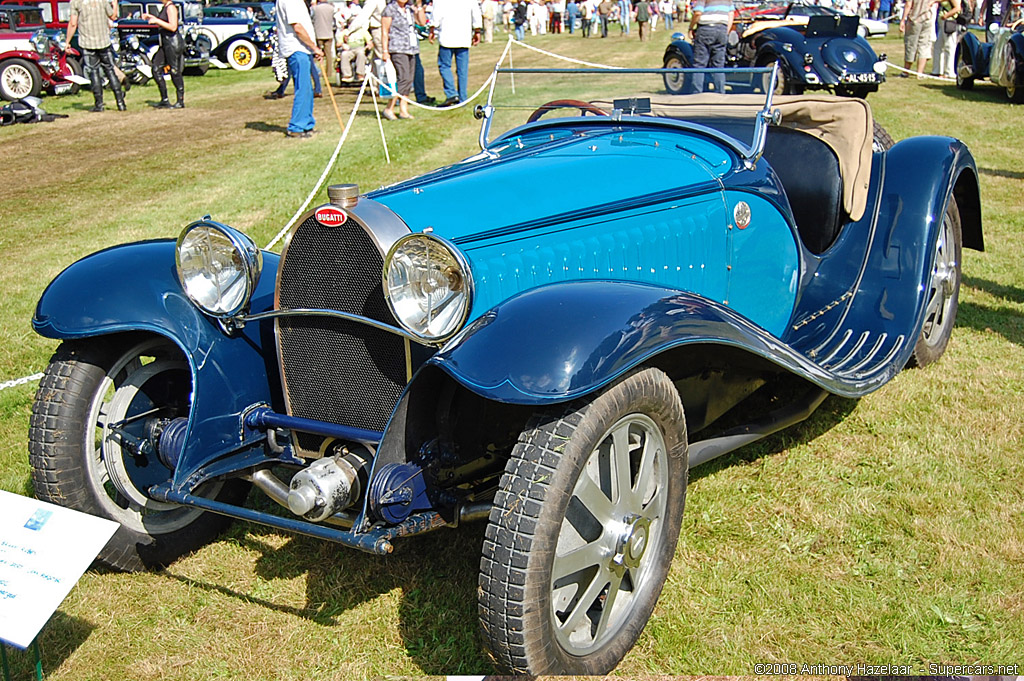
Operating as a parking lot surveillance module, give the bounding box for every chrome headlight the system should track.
[31,32,49,54]
[128,34,140,50]
[384,233,473,342]
[176,220,262,317]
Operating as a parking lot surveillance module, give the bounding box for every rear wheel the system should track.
[663,54,689,94]
[479,367,687,674]
[0,58,42,101]
[955,44,974,90]
[872,120,895,152]
[28,337,249,572]
[67,56,83,94]
[907,196,962,368]
[758,56,802,95]
[1005,44,1023,103]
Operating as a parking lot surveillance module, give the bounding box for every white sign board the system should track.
[0,490,118,649]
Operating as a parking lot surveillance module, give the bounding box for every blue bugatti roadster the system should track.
[28,67,982,674]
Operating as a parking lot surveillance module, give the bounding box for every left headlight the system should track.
[176,220,262,317]
[31,32,49,54]
[383,233,473,342]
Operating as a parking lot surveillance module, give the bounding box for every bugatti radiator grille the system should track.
[277,215,407,453]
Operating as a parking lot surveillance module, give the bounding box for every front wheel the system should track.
[226,38,258,71]
[1005,44,1023,103]
[0,58,42,101]
[907,196,962,368]
[479,367,688,674]
[28,337,248,572]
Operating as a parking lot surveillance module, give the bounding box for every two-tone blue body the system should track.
[956,27,1024,102]
[32,97,982,554]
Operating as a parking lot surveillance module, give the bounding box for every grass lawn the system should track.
[1,29,1022,679]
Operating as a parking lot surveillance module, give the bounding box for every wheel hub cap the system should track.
[617,514,651,569]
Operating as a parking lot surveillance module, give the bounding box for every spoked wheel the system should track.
[527,99,610,123]
[479,367,687,674]
[226,38,258,71]
[1006,45,1024,103]
[0,58,42,101]
[28,336,248,571]
[758,57,802,95]
[955,44,974,90]
[663,54,689,94]
[907,196,962,368]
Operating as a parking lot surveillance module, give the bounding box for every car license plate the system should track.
[841,73,877,83]
[54,82,73,94]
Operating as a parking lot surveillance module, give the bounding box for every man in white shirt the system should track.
[276,0,324,137]
[432,0,482,105]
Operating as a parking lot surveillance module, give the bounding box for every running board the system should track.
[687,387,830,469]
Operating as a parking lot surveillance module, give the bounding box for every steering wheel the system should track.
[527,99,609,123]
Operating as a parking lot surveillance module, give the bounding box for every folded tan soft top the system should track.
[590,93,874,221]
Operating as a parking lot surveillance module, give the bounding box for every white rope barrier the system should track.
[884,60,956,81]
[508,38,623,69]
[264,72,373,251]
[369,80,393,165]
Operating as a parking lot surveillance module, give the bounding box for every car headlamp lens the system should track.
[128,34,140,50]
[31,32,48,53]
[176,220,262,317]
[384,234,472,342]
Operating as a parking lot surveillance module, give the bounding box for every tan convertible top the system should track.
[590,93,874,221]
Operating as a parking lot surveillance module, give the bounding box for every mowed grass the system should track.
[1,29,1023,679]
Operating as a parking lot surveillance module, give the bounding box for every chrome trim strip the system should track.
[243,307,424,343]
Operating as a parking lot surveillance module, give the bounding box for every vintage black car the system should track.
[664,13,887,97]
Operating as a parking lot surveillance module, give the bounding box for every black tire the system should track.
[0,58,42,101]
[1006,44,1023,103]
[758,56,803,95]
[479,367,688,674]
[955,44,974,90]
[66,56,83,95]
[907,195,962,368]
[226,38,258,71]
[662,53,689,94]
[872,119,895,152]
[28,336,249,572]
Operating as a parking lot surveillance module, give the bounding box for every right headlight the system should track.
[176,220,262,317]
[383,233,473,342]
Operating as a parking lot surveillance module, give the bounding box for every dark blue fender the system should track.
[959,31,992,78]
[33,240,281,489]
[663,37,694,65]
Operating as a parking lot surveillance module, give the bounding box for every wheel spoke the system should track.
[573,469,616,526]
[559,567,609,635]
[610,423,634,507]
[553,539,607,581]
[594,570,626,642]
[633,434,660,512]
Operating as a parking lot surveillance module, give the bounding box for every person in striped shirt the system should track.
[686,0,733,93]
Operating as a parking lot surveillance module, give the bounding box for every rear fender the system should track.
[664,38,694,64]
[33,239,282,488]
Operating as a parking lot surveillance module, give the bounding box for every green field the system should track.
[1,29,1022,679]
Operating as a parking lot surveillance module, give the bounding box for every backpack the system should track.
[0,97,68,126]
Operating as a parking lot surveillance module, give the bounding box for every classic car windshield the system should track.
[481,66,778,159]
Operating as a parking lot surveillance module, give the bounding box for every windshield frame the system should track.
[477,65,780,168]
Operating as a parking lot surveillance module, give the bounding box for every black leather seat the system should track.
[762,126,847,255]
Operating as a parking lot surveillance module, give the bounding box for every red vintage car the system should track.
[0,4,84,100]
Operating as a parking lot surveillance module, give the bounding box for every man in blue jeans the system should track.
[276,0,324,137]
[686,0,732,94]
[432,0,481,106]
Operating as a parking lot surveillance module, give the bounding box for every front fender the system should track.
[428,280,874,406]
[33,239,282,488]
[959,31,990,77]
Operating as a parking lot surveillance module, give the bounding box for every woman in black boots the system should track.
[142,0,185,108]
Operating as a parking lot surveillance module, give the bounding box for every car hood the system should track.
[367,125,731,244]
